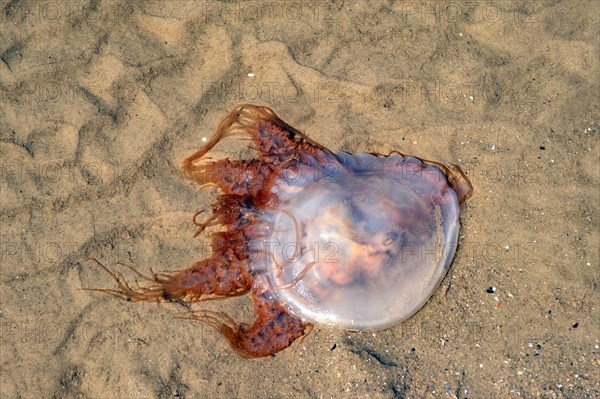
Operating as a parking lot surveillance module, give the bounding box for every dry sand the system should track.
[1,1,598,398]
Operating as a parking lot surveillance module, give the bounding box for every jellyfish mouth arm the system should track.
[182,104,331,178]
[180,291,311,358]
[183,158,278,198]
[85,257,253,304]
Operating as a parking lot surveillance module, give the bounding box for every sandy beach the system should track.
[1,1,598,398]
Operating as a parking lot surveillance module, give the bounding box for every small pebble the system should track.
[486,286,496,293]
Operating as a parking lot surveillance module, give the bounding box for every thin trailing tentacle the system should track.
[83,258,171,302]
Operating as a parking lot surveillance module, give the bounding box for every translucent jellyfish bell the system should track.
[256,152,461,330]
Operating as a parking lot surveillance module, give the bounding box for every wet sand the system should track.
[1,1,598,398]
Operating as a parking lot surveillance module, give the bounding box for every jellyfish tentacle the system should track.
[261,206,320,290]
[82,258,169,302]
[192,211,219,237]
[271,261,318,291]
